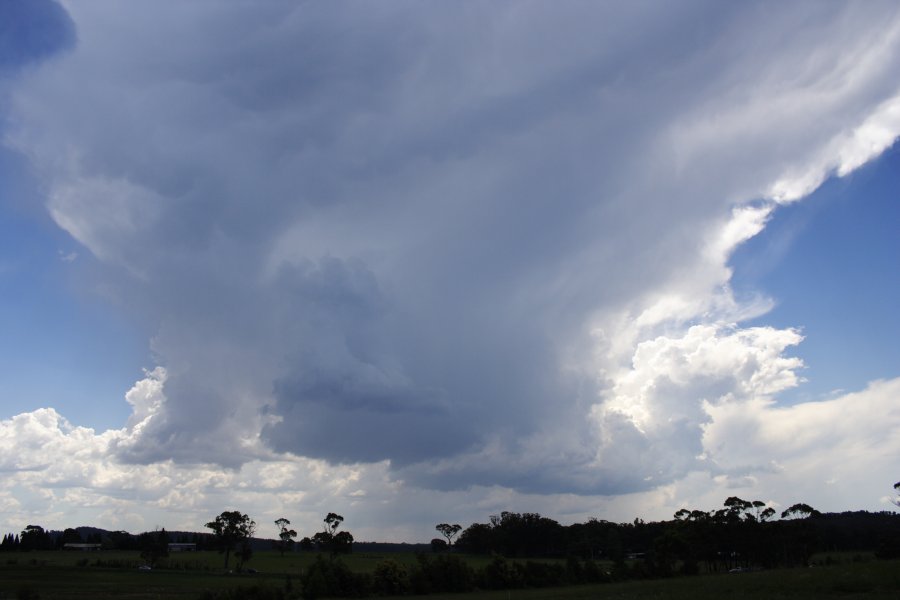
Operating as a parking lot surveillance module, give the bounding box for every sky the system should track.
[0,1,898,543]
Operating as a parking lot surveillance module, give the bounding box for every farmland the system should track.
[0,551,898,599]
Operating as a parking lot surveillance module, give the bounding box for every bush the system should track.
[371,559,410,596]
[479,556,524,590]
[875,535,900,560]
[580,558,611,584]
[409,553,475,594]
[300,555,371,599]
[565,555,583,583]
[520,560,566,588]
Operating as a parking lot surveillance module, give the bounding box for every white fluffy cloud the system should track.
[2,374,898,538]
[2,1,900,536]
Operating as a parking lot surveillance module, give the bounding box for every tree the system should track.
[778,503,820,566]
[723,496,753,521]
[139,528,170,568]
[324,512,344,536]
[312,513,353,555]
[59,528,83,548]
[456,523,494,554]
[205,511,256,570]
[0,533,18,551]
[780,503,820,520]
[236,538,253,572]
[435,523,462,547]
[20,525,52,551]
[275,518,297,557]
[892,481,900,508]
[312,531,333,551]
[333,530,354,554]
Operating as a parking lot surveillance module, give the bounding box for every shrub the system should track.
[371,559,410,596]
[479,555,524,590]
[580,558,611,584]
[520,560,566,588]
[875,535,900,560]
[300,555,371,599]
[565,555,584,583]
[409,553,475,594]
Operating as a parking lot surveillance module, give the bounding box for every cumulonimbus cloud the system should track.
[4,1,900,505]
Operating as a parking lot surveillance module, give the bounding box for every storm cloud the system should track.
[5,0,900,504]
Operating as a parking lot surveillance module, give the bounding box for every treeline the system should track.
[288,500,900,599]
[452,499,900,573]
[291,553,613,599]
[227,502,900,600]
[0,525,220,552]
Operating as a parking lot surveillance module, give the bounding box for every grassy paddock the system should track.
[0,550,568,575]
[380,559,900,600]
[0,551,897,599]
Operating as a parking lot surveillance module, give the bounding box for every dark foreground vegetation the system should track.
[1,496,899,598]
[0,550,898,599]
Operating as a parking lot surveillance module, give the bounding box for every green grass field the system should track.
[0,551,897,599]
[378,560,900,600]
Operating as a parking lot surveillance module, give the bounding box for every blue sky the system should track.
[0,1,899,540]
[0,146,148,429]
[731,141,900,403]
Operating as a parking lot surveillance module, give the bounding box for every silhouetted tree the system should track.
[780,503,820,520]
[723,496,753,521]
[275,518,297,556]
[205,511,256,570]
[312,531,333,551]
[139,528,170,568]
[435,523,462,546]
[456,512,564,557]
[20,525,52,551]
[491,512,564,557]
[778,503,821,566]
[59,528,83,548]
[456,523,493,554]
[333,530,354,554]
[312,513,353,555]
[236,539,253,572]
[0,533,18,551]
[324,513,343,535]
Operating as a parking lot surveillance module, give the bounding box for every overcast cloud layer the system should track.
[2,1,899,538]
